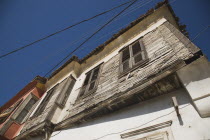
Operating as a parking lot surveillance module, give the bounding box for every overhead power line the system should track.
[44,0,138,77]
[0,0,150,91]
[0,0,135,59]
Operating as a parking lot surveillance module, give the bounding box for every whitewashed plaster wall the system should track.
[177,56,210,117]
[50,88,210,140]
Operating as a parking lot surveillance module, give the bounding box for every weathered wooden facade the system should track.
[12,1,210,140]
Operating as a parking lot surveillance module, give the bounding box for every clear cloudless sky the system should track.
[0,0,210,106]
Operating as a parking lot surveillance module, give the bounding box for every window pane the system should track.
[84,72,91,86]
[25,98,36,111]
[122,60,130,72]
[134,53,143,64]
[91,67,100,81]
[122,47,130,62]
[132,42,141,55]
[89,82,95,91]
[16,109,28,123]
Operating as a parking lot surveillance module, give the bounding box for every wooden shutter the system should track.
[16,98,36,123]
[57,76,76,107]
[33,84,58,117]
[16,110,28,123]
[121,47,131,72]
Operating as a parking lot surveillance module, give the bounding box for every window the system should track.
[33,84,58,117]
[79,65,101,97]
[120,38,148,74]
[136,133,168,140]
[120,121,172,140]
[0,99,22,124]
[56,75,76,107]
[15,98,36,123]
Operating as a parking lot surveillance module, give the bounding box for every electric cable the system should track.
[0,0,151,94]
[0,0,135,59]
[43,0,138,77]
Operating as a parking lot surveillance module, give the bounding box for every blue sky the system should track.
[0,0,209,106]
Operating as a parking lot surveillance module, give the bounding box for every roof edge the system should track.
[48,0,188,80]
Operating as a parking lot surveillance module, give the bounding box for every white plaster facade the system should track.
[50,88,210,140]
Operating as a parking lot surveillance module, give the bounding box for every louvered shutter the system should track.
[63,79,75,102]
[33,84,58,117]
[16,98,37,123]
[57,76,76,107]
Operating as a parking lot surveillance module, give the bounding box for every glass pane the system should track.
[84,72,91,86]
[122,47,130,62]
[25,98,36,111]
[91,67,100,81]
[89,82,95,91]
[134,53,143,64]
[16,109,28,123]
[132,42,141,55]
[122,60,130,72]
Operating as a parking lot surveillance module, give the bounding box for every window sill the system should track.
[119,58,150,79]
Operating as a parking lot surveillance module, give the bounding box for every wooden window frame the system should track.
[78,64,103,99]
[33,84,58,117]
[56,75,76,108]
[119,38,149,77]
[11,93,38,124]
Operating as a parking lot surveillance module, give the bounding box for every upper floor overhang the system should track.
[46,0,198,91]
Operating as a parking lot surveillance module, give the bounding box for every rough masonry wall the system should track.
[63,21,195,121]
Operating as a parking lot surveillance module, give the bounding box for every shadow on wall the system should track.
[178,57,210,87]
[64,88,191,130]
